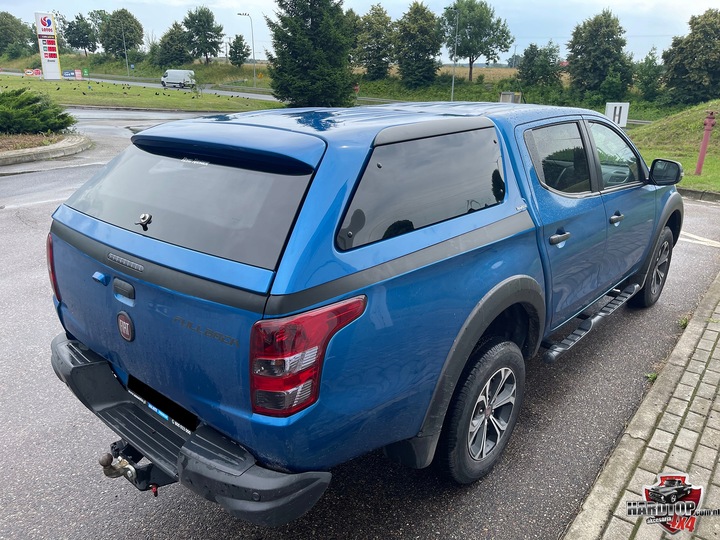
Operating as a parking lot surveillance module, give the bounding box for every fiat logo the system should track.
[117,311,134,342]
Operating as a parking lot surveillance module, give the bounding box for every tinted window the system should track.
[337,128,504,250]
[589,122,641,188]
[66,145,312,270]
[528,123,591,194]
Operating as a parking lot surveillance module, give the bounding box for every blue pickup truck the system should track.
[48,102,683,526]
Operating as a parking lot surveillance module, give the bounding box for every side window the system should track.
[589,122,641,188]
[526,123,591,195]
[337,128,505,250]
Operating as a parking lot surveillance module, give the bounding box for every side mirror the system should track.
[649,159,683,186]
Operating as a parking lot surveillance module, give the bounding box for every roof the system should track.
[134,101,600,156]
[191,102,595,139]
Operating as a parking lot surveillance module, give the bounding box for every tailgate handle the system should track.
[113,278,135,300]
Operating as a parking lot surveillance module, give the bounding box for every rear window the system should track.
[65,145,312,270]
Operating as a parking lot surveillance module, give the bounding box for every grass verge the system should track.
[0,74,282,113]
[0,133,64,151]
[629,101,720,192]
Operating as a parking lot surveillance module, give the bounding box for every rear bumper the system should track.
[50,334,330,527]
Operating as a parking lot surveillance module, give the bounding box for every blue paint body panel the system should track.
[49,102,682,475]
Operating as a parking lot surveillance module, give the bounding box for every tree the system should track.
[566,10,632,100]
[183,6,223,65]
[346,7,362,64]
[396,2,442,89]
[0,12,31,56]
[229,34,251,67]
[65,14,97,56]
[266,0,354,107]
[518,41,562,88]
[50,11,73,54]
[88,9,109,50]
[356,4,395,80]
[156,22,192,67]
[506,53,521,68]
[440,0,513,82]
[634,47,663,102]
[99,9,143,59]
[663,9,720,105]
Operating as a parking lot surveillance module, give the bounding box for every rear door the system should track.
[523,120,607,329]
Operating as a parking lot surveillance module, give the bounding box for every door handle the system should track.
[609,213,624,224]
[549,231,571,245]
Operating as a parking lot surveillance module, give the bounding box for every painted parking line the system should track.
[679,232,720,248]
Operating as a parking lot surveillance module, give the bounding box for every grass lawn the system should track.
[628,100,720,192]
[0,74,282,113]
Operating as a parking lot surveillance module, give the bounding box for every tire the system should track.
[630,226,674,308]
[670,494,677,504]
[438,338,525,484]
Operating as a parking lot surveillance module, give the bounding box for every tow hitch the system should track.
[97,439,176,495]
[99,453,136,480]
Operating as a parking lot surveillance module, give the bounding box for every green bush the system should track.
[0,88,76,134]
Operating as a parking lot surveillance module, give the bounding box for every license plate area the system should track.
[127,376,199,436]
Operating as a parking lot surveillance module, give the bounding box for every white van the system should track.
[161,69,195,88]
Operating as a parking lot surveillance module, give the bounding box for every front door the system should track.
[587,120,656,291]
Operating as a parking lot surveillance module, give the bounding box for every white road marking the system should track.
[679,232,720,248]
[1,197,67,210]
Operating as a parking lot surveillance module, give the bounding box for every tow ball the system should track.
[98,452,162,497]
[99,453,136,480]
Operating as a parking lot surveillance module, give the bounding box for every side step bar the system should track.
[541,284,640,364]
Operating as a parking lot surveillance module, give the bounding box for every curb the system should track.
[562,269,720,539]
[677,187,720,204]
[0,135,93,166]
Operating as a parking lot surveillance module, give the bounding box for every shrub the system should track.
[0,88,76,134]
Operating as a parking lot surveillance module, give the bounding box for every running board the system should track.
[541,284,640,364]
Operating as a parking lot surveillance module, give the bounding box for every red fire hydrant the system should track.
[695,110,716,175]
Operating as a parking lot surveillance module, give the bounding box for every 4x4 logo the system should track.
[627,472,703,534]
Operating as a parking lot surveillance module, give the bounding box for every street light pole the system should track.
[120,20,130,77]
[237,12,256,87]
[451,8,459,102]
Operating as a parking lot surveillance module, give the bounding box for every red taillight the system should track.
[46,233,61,302]
[250,296,366,417]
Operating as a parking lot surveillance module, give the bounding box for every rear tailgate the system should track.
[50,120,326,439]
[51,211,269,432]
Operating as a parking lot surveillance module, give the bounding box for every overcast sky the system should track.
[1,0,717,63]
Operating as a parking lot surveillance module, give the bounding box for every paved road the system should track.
[1,113,719,539]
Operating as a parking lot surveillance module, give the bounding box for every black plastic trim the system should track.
[631,190,684,290]
[50,334,331,527]
[51,220,267,313]
[406,275,545,467]
[266,211,534,315]
[373,117,495,146]
[53,207,535,320]
[131,135,316,176]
